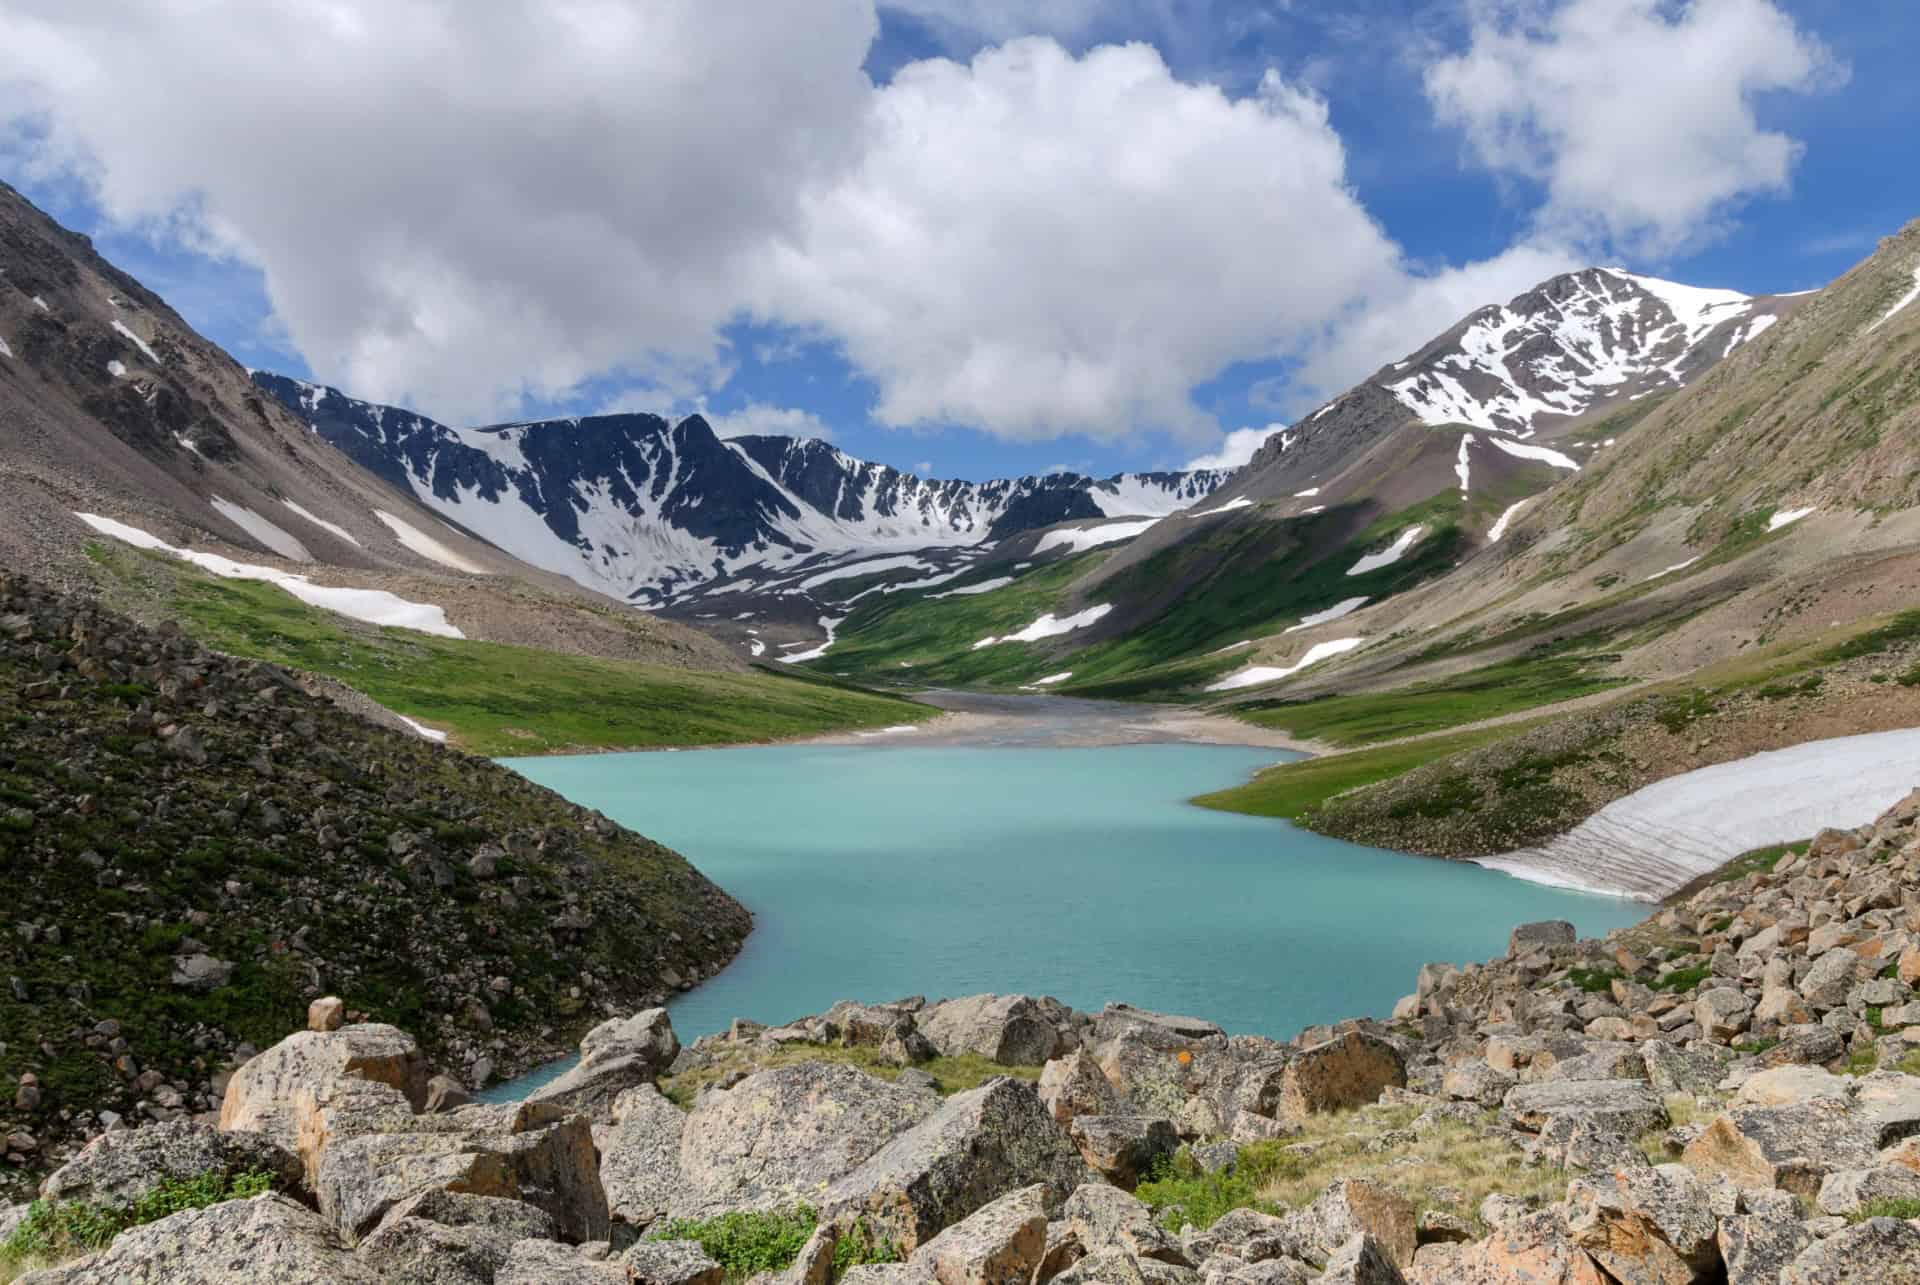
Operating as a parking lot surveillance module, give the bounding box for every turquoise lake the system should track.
[501,741,1643,1046]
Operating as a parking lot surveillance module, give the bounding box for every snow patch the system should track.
[1025,671,1073,687]
[1034,519,1160,556]
[106,360,126,378]
[280,501,362,548]
[973,604,1113,649]
[0,336,10,359]
[374,511,488,573]
[396,716,448,744]
[1189,497,1254,517]
[1209,640,1252,655]
[210,497,312,562]
[1867,268,1920,333]
[929,576,1014,599]
[1645,556,1700,582]
[110,319,161,364]
[75,513,463,638]
[1479,728,1920,899]
[1455,434,1474,492]
[1285,597,1369,633]
[1347,526,1425,576]
[778,615,845,664]
[1486,436,1580,471]
[1293,487,1320,498]
[31,296,50,312]
[1205,637,1364,692]
[749,639,766,657]
[1487,499,1531,543]
[1768,506,1815,532]
[798,555,931,591]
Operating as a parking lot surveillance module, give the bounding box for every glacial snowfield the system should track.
[1478,727,1920,899]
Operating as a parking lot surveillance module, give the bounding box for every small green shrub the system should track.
[1568,966,1623,994]
[831,1219,901,1274]
[1853,1196,1920,1223]
[1135,1141,1299,1233]
[1648,966,1712,994]
[648,1209,819,1279]
[0,1169,276,1270]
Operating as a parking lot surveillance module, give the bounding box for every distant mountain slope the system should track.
[793,264,1827,698]
[252,372,1229,607]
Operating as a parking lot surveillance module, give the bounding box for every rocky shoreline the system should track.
[10,788,1920,1279]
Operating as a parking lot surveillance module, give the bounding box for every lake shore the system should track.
[800,688,1331,754]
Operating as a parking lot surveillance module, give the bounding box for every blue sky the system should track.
[3,0,1915,482]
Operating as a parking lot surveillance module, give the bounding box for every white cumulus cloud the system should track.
[0,0,879,423]
[704,402,836,441]
[752,40,1401,442]
[1184,424,1288,472]
[1425,0,1842,256]
[0,0,1844,448]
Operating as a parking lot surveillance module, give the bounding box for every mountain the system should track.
[798,264,1809,696]
[1232,267,1803,498]
[0,180,747,677]
[250,372,1230,609]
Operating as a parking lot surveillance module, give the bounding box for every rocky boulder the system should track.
[825,1077,1086,1253]
[673,1062,936,1217]
[313,1100,607,1243]
[528,1008,681,1118]
[620,1238,724,1284]
[1503,1080,1668,1137]
[600,1084,690,1232]
[1067,1115,1178,1190]
[906,1183,1049,1285]
[1779,1216,1920,1283]
[1278,1033,1405,1124]
[1321,1233,1409,1284]
[352,1190,561,1285]
[919,995,1075,1067]
[1415,1210,1609,1285]
[1305,1180,1416,1269]
[39,1121,302,1209]
[1716,1209,1810,1285]
[497,1238,634,1283]
[1681,1098,1880,1198]
[1065,1180,1191,1265]
[1509,921,1576,957]
[1565,1163,1720,1284]
[16,1193,377,1283]
[1038,1050,1121,1127]
[218,1023,430,1156]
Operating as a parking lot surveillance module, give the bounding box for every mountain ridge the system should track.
[251,371,1231,609]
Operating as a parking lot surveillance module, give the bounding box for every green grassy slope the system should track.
[1191,724,1526,820]
[1228,647,1630,747]
[89,546,930,754]
[815,499,1472,698]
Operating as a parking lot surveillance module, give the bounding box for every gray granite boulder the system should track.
[673,1062,935,1217]
[39,1120,303,1209]
[825,1077,1086,1253]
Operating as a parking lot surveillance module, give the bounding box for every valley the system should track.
[4,39,1920,1277]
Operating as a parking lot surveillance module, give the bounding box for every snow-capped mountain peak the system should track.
[252,373,1229,607]
[1380,267,1790,439]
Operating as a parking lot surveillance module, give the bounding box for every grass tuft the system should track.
[0,1169,276,1281]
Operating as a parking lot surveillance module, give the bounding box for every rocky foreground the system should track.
[10,792,1920,1279]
